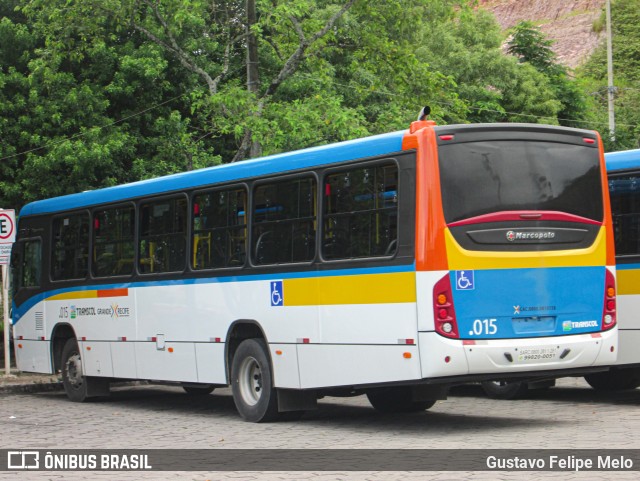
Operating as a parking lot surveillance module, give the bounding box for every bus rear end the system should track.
[409,123,618,380]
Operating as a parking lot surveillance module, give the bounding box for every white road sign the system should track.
[0,209,16,243]
[0,209,16,265]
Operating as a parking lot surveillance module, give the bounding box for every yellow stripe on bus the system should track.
[617,269,640,295]
[284,272,416,306]
[444,227,608,270]
[48,288,129,301]
[48,291,99,301]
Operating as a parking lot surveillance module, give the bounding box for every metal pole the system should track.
[606,0,615,143]
[3,264,9,376]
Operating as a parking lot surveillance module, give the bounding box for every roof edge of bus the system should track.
[433,123,598,135]
[19,130,407,217]
[605,148,640,172]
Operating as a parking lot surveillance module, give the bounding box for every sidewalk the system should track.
[0,369,63,394]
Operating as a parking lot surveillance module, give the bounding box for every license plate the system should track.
[516,346,558,362]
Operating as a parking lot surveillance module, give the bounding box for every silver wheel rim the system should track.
[238,356,263,406]
[65,352,84,390]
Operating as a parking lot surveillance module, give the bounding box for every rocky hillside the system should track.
[478,0,606,69]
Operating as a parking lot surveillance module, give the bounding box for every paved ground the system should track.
[1,377,639,480]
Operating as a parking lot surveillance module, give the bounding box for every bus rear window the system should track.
[437,141,604,223]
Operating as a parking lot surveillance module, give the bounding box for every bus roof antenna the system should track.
[417,106,431,121]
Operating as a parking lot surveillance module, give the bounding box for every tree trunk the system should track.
[246,0,262,159]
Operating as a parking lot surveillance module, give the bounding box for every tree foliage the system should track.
[507,21,589,128]
[0,0,596,209]
[577,0,640,151]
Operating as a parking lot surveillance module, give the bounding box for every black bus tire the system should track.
[585,368,640,391]
[231,338,279,422]
[366,386,436,413]
[182,385,215,395]
[60,338,109,402]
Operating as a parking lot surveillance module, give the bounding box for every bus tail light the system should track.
[602,269,616,331]
[433,274,459,339]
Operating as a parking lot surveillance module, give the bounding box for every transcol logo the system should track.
[563,320,599,332]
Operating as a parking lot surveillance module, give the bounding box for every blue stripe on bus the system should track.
[615,263,640,270]
[605,148,640,172]
[19,131,406,217]
[11,262,416,324]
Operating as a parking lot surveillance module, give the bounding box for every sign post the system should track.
[0,209,16,376]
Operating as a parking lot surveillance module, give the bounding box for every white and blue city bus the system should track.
[11,119,618,421]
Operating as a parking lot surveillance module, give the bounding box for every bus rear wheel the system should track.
[366,386,436,413]
[60,338,109,402]
[231,338,279,422]
[585,368,640,391]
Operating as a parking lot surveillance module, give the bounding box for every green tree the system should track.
[578,0,640,151]
[0,3,215,209]
[507,21,589,128]
[3,0,602,211]
[416,8,562,124]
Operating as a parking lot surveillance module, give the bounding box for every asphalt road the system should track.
[1,377,639,480]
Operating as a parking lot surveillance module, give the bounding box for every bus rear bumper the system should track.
[418,328,618,378]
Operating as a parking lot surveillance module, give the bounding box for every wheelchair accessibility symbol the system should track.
[455,270,475,290]
[271,281,284,306]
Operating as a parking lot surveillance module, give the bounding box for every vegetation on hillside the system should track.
[577,0,640,152]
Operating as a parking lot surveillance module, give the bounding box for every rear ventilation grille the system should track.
[35,312,44,331]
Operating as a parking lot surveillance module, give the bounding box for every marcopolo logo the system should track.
[506,230,556,242]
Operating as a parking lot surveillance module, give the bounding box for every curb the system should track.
[0,381,64,394]
[0,379,152,395]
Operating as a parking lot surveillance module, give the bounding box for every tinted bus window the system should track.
[52,214,89,280]
[323,163,398,259]
[252,177,316,265]
[193,188,247,269]
[139,197,187,273]
[11,239,41,292]
[93,205,135,277]
[438,141,604,223]
[609,174,640,256]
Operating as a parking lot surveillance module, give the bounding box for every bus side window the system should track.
[609,175,640,256]
[323,162,398,260]
[93,205,135,277]
[192,187,247,270]
[11,239,41,295]
[51,214,89,281]
[139,197,187,274]
[252,177,316,265]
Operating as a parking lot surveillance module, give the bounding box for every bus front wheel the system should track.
[231,338,279,422]
[366,386,436,413]
[60,338,109,402]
